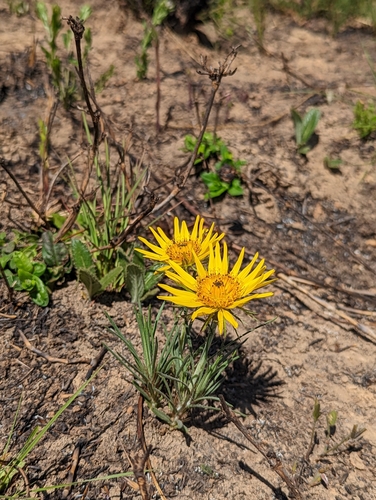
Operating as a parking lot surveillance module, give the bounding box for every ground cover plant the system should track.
[1,0,376,499]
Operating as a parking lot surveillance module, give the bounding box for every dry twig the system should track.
[19,330,90,364]
[219,395,301,499]
[278,273,376,344]
[152,46,240,214]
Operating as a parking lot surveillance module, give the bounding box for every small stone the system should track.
[350,453,365,470]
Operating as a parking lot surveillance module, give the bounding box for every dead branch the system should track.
[19,330,90,364]
[137,395,167,500]
[278,273,376,344]
[62,442,82,498]
[219,395,302,499]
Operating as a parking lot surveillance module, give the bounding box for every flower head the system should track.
[158,242,275,335]
[136,216,224,270]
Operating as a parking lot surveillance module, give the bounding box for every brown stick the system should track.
[0,158,47,224]
[85,346,107,380]
[278,273,376,344]
[19,330,90,364]
[62,442,82,498]
[219,395,301,499]
[136,395,167,500]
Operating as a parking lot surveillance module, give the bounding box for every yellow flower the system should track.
[158,242,276,335]
[136,216,224,270]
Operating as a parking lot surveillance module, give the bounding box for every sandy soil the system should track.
[1,1,376,499]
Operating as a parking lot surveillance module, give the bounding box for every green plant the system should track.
[7,0,29,16]
[353,100,376,139]
[184,132,245,199]
[0,230,70,306]
[71,238,123,299]
[306,399,366,487]
[291,108,321,155]
[69,114,161,300]
[269,0,373,35]
[0,370,100,496]
[36,3,112,109]
[249,0,267,48]
[106,305,240,433]
[323,156,342,171]
[135,0,173,79]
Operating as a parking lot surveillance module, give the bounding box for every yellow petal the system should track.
[150,226,170,248]
[208,244,215,274]
[180,220,189,241]
[193,250,207,279]
[217,309,226,335]
[237,252,259,281]
[222,309,238,329]
[191,215,200,240]
[230,247,245,277]
[135,247,166,261]
[168,261,197,290]
[192,306,217,319]
[137,237,166,255]
[222,241,228,274]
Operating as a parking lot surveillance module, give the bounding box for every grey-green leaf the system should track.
[71,239,94,271]
[125,263,145,303]
[100,266,123,290]
[78,268,102,298]
[42,231,68,267]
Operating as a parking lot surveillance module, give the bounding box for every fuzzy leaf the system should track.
[78,268,102,299]
[71,239,95,271]
[125,263,145,303]
[42,231,69,267]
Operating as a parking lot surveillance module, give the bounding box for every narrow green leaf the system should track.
[291,108,303,145]
[301,108,320,145]
[99,266,123,290]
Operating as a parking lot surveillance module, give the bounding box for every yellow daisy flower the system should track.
[158,242,276,335]
[136,216,224,270]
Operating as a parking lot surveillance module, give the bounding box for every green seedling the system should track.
[135,0,173,79]
[323,156,342,171]
[306,399,366,488]
[291,108,321,155]
[185,132,245,199]
[7,0,29,16]
[106,306,240,434]
[123,252,163,303]
[36,3,111,108]
[71,239,123,299]
[353,100,376,139]
[71,117,150,296]
[250,0,266,48]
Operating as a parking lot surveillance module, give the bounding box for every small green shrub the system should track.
[184,132,245,199]
[353,100,376,139]
[0,230,70,306]
[291,108,321,155]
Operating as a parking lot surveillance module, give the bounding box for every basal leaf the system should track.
[71,239,95,271]
[78,269,102,299]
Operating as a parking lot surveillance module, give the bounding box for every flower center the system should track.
[197,274,240,309]
[166,240,201,266]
